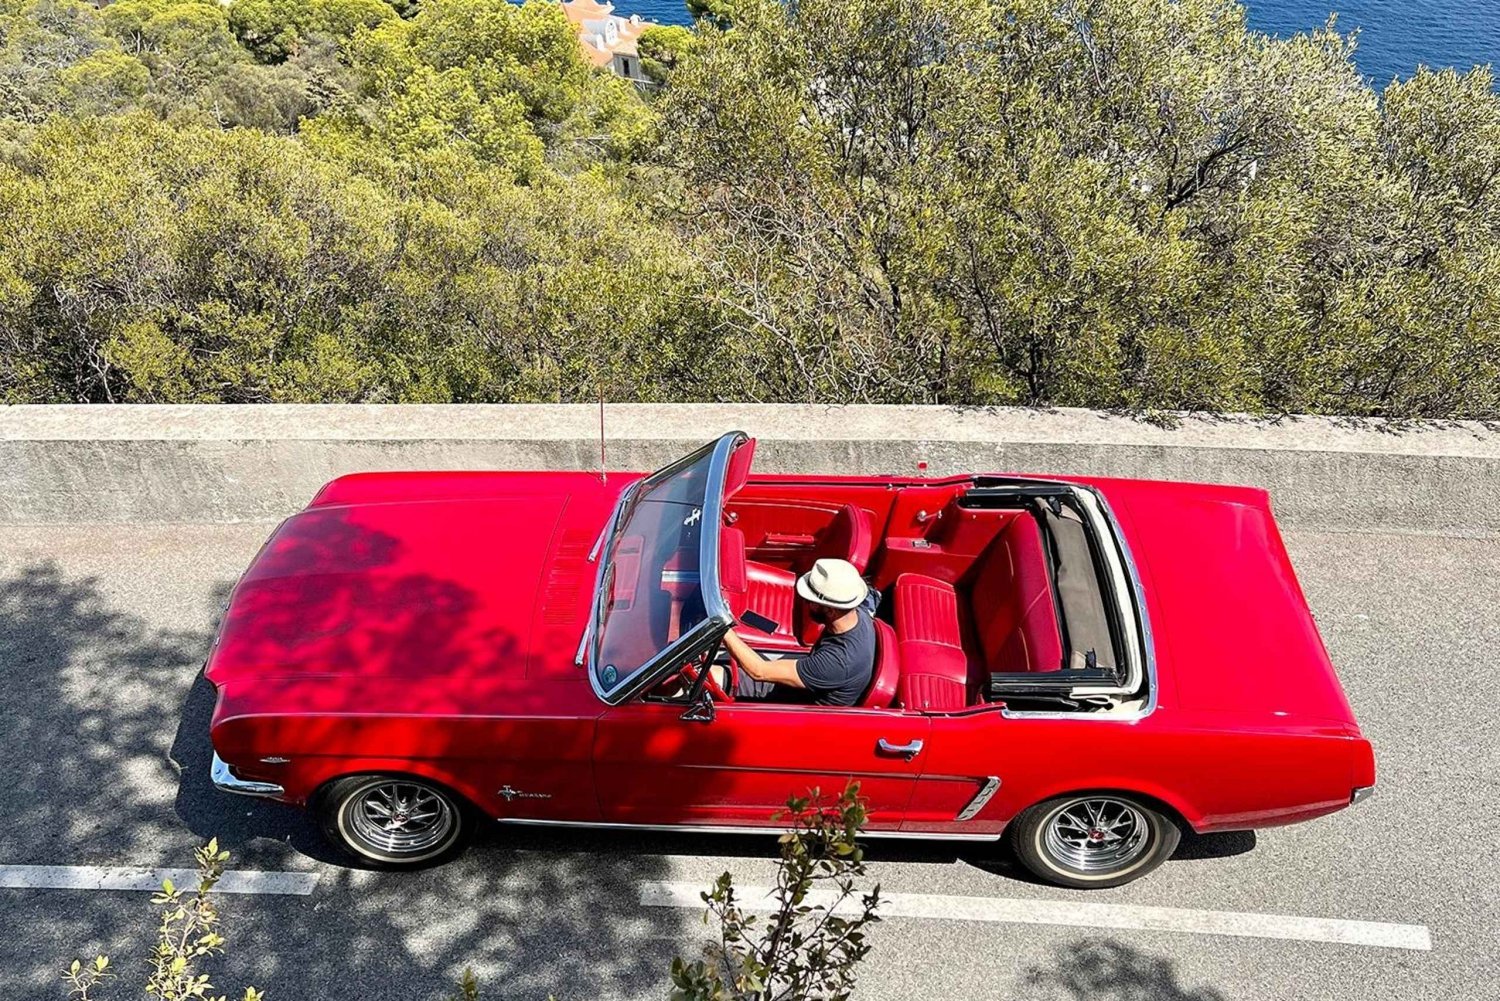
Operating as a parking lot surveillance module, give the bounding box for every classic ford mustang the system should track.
[208,431,1374,887]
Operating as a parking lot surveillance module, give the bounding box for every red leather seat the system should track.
[815,504,874,573]
[720,505,874,642]
[971,516,1064,673]
[891,514,1064,709]
[721,525,806,650]
[862,619,901,708]
[893,573,971,710]
[745,561,803,648]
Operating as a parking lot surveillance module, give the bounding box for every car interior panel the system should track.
[725,481,896,571]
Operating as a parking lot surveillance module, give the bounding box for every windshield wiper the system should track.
[577,560,617,668]
[578,485,635,665]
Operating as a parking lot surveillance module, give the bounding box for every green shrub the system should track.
[62,839,264,1001]
[669,783,882,1001]
[0,0,1497,417]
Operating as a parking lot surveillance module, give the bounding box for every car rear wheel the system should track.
[316,775,473,869]
[1009,793,1180,889]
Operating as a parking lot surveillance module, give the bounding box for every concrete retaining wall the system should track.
[2,404,1497,534]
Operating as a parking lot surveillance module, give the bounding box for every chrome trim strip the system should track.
[697,432,743,632]
[955,776,1001,821]
[210,752,284,798]
[495,817,1000,841]
[586,522,608,563]
[659,570,701,584]
[1000,485,1159,721]
[1351,785,1375,805]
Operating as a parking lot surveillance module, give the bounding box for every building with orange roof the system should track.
[559,0,659,84]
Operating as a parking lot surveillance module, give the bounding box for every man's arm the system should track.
[722,629,805,688]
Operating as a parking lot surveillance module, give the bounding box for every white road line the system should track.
[638,882,1432,952]
[0,865,318,896]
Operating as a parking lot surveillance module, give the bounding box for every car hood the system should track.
[1096,478,1359,729]
[206,472,633,710]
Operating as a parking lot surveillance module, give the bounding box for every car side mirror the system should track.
[680,691,716,724]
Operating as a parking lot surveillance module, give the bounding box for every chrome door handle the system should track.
[877,738,924,761]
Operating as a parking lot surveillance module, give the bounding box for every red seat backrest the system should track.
[967,516,1064,673]
[719,527,748,613]
[815,503,874,573]
[724,438,756,498]
[862,618,901,708]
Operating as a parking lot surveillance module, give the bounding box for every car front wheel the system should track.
[316,775,473,868]
[1009,793,1180,889]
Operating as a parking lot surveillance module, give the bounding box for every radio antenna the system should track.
[597,385,607,484]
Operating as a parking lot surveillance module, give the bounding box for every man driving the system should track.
[720,558,875,706]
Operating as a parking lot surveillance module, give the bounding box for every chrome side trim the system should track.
[955,776,1001,821]
[696,432,743,632]
[495,817,1001,842]
[210,752,284,798]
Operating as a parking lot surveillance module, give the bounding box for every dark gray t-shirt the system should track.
[794,610,876,706]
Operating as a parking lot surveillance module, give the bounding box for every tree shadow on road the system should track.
[0,560,211,866]
[1024,939,1231,1001]
[0,558,686,1001]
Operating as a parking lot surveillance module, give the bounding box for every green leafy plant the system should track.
[62,956,113,1001]
[63,839,263,1001]
[669,783,881,1001]
[445,968,482,1001]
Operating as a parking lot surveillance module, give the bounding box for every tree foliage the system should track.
[1,0,1497,417]
[637,24,697,85]
[659,0,1500,416]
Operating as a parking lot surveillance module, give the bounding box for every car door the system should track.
[593,699,930,831]
[898,708,1057,837]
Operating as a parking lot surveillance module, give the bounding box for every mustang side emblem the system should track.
[498,785,552,802]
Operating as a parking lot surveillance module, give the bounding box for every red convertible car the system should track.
[208,432,1374,888]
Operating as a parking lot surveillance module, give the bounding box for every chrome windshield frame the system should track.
[583,431,747,705]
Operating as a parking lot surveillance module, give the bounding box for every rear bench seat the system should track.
[893,514,1064,710]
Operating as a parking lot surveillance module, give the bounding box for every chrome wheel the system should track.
[342,781,457,859]
[1042,797,1150,873]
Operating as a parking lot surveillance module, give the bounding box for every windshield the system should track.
[588,433,743,703]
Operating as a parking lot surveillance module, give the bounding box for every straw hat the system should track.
[795,558,869,610]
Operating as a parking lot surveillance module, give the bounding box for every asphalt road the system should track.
[1,522,1495,1001]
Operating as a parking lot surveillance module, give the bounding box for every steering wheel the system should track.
[679,659,732,703]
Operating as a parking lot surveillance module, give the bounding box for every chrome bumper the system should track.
[211,752,285,798]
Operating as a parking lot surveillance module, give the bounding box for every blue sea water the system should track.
[607,0,1498,84]
[1245,1,1497,83]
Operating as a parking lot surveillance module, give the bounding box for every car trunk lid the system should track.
[1100,479,1359,727]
